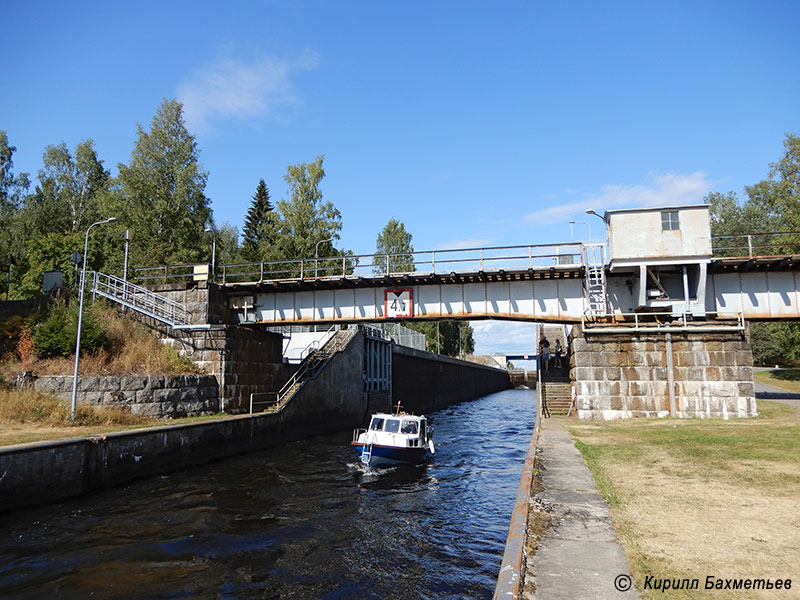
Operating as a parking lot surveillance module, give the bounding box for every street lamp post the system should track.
[71,217,118,420]
[568,220,591,241]
[315,237,333,278]
[204,227,217,282]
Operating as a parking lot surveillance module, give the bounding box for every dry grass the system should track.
[0,303,200,382]
[567,401,800,599]
[0,389,224,446]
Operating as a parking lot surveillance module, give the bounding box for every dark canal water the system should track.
[0,388,536,599]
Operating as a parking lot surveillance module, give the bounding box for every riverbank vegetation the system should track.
[567,400,800,599]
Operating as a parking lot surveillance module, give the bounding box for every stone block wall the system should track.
[138,282,294,412]
[571,324,756,419]
[33,374,219,418]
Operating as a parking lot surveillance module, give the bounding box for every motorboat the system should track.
[352,408,435,467]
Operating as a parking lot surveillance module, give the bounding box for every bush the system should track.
[33,301,108,358]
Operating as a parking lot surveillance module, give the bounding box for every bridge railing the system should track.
[214,242,586,284]
[712,232,800,258]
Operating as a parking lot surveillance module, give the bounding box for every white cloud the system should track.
[471,320,540,356]
[523,171,712,225]
[177,49,320,133]
[435,238,492,250]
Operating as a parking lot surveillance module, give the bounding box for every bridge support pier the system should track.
[570,323,757,419]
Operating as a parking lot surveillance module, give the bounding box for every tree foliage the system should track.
[404,320,475,357]
[242,179,274,259]
[0,131,30,290]
[33,300,108,358]
[262,155,351,275]
[25,140,110,236]
[708,132,800,365]
[116,98,211,266]
[373,218,414,274]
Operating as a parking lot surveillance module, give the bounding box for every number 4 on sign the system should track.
[385,288,413,318]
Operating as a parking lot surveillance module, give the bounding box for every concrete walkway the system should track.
[754,380,800,408]
[523,417,638,599]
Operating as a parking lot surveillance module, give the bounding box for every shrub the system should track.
[33,301,108,359]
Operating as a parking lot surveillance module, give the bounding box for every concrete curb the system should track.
[493,393,542,599]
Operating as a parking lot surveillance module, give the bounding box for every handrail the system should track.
[135,242,587,285]
[581,310,745,333]
[90,271,191,328]
[272,325,362,411]
[711,231,800,258]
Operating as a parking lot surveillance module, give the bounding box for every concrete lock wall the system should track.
[0,334,369,513]
[571,324,757,419]
[393,345,512,414]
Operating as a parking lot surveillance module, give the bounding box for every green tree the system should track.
[0,131,30,293]
[405,320,475,357]
[18,232,85,297]
[266,155,349,275]
[242,179,274,258]
[746,133,800,230]
[708,132,800,365]
[373,218,414,274]
[0,131,29,220]
[116,98,211,266]
[213,221,241,266]
[33,300,108,358]
[25,140,109,235]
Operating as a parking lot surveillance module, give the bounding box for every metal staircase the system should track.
[583,244,608,316]
[273,325,360,409]
[88,271,206,331]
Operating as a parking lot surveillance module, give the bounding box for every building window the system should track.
[661,210,680,231]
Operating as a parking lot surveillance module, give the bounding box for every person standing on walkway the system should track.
[554,339,563,368]
[540,338,551,372]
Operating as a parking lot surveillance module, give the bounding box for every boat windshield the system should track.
[384,419,400,433]
[369,417,385,431]
[401,420,418,434]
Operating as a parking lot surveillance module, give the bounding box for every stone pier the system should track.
[570,323,757,419]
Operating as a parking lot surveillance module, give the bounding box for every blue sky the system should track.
[3,1,799,355]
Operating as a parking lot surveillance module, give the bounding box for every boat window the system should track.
[370,418,385,431]
[401,420,418,434]
[419,420,426,438]
[384,419,400,433]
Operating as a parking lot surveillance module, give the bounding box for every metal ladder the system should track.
[360,441,373,465]
[583,244,608,315]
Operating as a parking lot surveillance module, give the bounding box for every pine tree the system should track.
[242,179,274,256]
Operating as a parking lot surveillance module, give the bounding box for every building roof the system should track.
[604,204,710,219]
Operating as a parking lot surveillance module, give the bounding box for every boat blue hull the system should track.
[352,442,429,466]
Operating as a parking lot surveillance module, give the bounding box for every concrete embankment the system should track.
[504,416,637,600]
[0,341,511,513]
[393,345,512,414]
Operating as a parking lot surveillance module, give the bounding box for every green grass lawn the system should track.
[754,368,800,392]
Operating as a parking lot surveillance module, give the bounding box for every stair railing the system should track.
[89,271,192,328]
[274,325,361,410]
